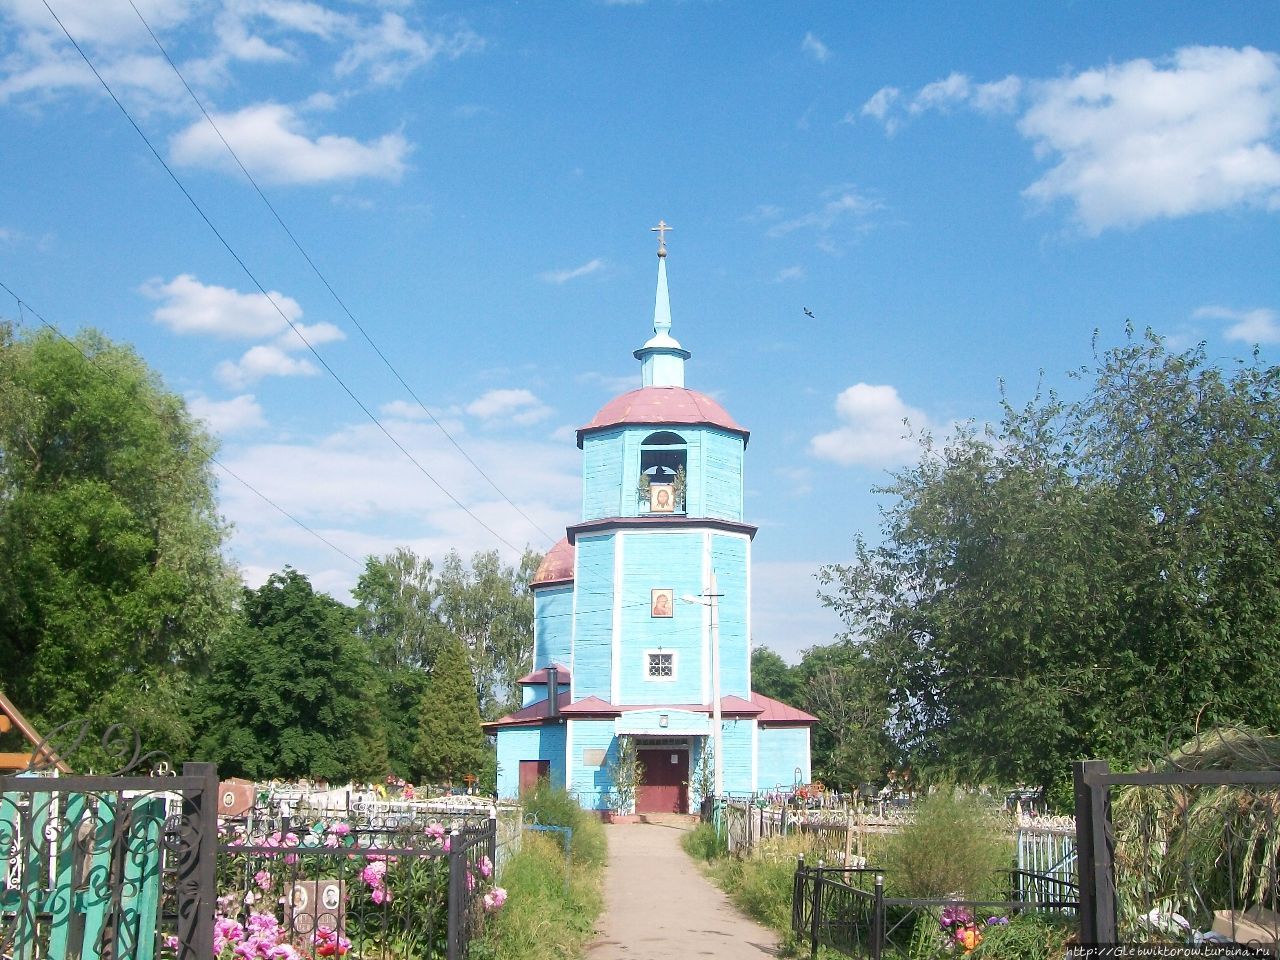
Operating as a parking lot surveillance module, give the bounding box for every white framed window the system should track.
[645,649,677,682]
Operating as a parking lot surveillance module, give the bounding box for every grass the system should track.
[473,789,607,960]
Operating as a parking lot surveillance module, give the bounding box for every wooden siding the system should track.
[572,535,615,700]
[711,534,751,698]
[613,708,709,736]
[567,720,617,810]
[757,726,812,791]
[703,429,744,521]
[720,719,756,794]
[534,584,573,669]
[581,430,625,520]
[496,724,566,799]
[617,531,705,704]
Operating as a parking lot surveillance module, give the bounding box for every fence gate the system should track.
[1074,752,1280,948]
[0,731,217,960]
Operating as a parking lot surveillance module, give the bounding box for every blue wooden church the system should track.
[485,227,815,814]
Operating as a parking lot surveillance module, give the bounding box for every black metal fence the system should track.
[0,760,219,960]
[216,817,498,960]
[1,719,501,960]
[1074,755,1280,948]
[791,863,1079,960]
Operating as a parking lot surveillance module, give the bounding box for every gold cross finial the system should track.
[651,219,672,257]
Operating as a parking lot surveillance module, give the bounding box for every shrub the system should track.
[680,822,727,861]
[521,784,607,869]
[708,834,813,932]
[879,787,1012,899]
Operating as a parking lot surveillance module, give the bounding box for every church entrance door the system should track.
[636,747,688,814]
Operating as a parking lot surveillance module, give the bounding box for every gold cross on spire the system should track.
[651,219,672,257]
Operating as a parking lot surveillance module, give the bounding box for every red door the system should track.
[636,748,689,814]
[518,760,549,795]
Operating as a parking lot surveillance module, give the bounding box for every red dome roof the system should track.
[530,537,574,587]
[577,387,748,447]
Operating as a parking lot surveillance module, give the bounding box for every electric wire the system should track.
[124,0,556,548]
[40,0,527,557]
[1,280,363,568]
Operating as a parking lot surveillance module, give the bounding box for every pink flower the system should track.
[370,886,391,905]
[425,823,446,842]
[477,855,493,879]
[328,822,351,836]
[254,869,272,890]
[324,834,340,848]
[483,887,507,912]
[360,861,387,886]
[466,870,476,892]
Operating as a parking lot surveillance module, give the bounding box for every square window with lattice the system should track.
[647,651,675,680]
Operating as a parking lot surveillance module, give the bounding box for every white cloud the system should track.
[972,75,1023,114]
[1194,304,1280,343]
[809,383,927,467]
[186,392,266,433]
[910,71,971,114]
[141,274,301,338]
[216,344,319,388]
[465,388,552,426]
[774,266,805,283]
[276,321,346,351]
[767,188,882,236]
[540,258,606,284]
[170,102,410,184]
[336,13,484,86]
[380,399,430,420]
[1020,46,1280,232]
[801,32,829,64]
[216,418,581,591]
[861,86,901,131]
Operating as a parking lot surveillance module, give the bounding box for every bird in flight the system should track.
[803,307,816,319]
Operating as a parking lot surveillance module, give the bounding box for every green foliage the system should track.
[796,641,896,789]
[820,329,1280,788]
[680,821,728,861]
[194,568,387,782]
[0,325,237,762]
[705,833,813,933]
[475,829,604,960]
[356,546,539,726]
[879,788,1012,900]
[970,913,1075,960]
[604,735,642,813]
[751,647,800,706]
[521,785,607,868]
[413,633,490,785]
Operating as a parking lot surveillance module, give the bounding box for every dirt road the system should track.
[586,820,779,959]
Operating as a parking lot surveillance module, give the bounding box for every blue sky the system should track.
[1,1,1278,661]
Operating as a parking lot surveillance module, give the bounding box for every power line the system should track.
[0,280,362,568]
[124,0,557,548]
[39,0,528,557]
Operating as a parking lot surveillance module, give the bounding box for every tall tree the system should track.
[750,646,800,706]
[413,633,489,785]
[0,325,237,760]
[795,642,897,789]
[194,568,387,782]
[821,329,1280,792]
[435,548,541,718]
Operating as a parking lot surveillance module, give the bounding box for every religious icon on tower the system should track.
[650,483,675,513]
[651,588,674,618]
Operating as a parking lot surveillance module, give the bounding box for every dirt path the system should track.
[586,820,779,959]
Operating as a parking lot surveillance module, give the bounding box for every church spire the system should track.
[635,220,690,387]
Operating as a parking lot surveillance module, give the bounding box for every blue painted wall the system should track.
[520,679,569,709]
[572,535,615,700]
[495,723,567,799]
[720,719,756,794]
[617,531,705,704]
[567,720,618,810]
[757,727,811,791]
[533,584,573,670]
[710,534,750,699]
[703,430,744,521]
[581,430,625,520]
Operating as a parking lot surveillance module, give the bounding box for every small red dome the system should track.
[577,386,748,447]
[531,537,574,587]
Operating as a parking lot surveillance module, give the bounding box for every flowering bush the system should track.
[171,817,506,959]
[938,906,1009,954]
